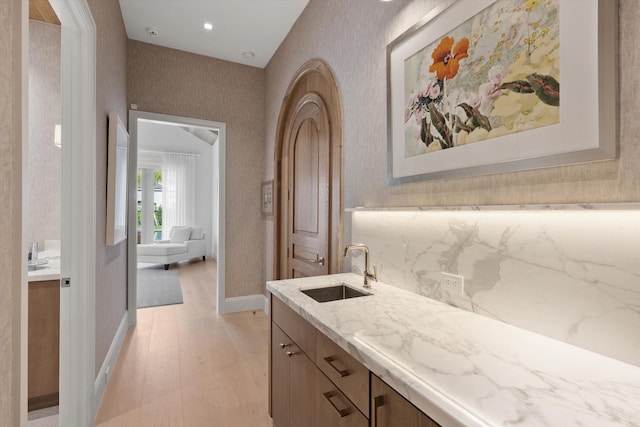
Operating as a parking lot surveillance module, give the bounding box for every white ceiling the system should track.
[119,0,310,68]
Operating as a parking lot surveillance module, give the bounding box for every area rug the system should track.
[137,264,184,308]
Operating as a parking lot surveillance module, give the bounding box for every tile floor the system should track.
[94,258,272,426]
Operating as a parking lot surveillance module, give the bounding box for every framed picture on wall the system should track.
[262,180,273,218]
[106,112,129,245]
[387,0,617,184]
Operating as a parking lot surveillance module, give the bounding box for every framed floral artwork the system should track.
[387,0,617,183]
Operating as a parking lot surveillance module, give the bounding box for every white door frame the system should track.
[127,110,227,325]
[46,0,97,425]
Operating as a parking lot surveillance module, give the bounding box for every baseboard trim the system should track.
[94,310,128,418]
[28,393,59,412]
[263,294,270,315]
[218,294,268,314]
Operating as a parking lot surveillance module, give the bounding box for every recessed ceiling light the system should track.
[203,22,214,31]
[242,51,255,60]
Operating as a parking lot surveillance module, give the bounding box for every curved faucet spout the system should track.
[344,243,377,288]
[344,243,368,257]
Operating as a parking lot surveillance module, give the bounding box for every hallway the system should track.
[94,259,271,426]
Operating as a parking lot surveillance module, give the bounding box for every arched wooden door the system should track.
[284,94,330,278]
[274,60,342,280]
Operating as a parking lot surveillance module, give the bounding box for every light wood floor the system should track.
[94,259,272,427]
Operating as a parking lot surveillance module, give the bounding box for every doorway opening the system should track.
[25,13,62,425]
[128,111,227,325]
[23,0,98,425]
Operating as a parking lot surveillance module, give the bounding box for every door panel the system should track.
[293,119,319,234]
[286,97,330,279]
[291,244,322,278]
[290,349,319,427]
[271,324,291,427]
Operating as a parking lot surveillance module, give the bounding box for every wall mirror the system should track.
[106,112,129,245]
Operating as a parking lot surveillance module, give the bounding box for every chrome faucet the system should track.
[344,243,377,288]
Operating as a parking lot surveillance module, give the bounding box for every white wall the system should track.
[28,21,61,250]
[138,121,217,256]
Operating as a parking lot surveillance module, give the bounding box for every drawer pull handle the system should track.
[323,356,349,377]
[286,351,298,357]
[279,342,290,349]
[322,391,350,417]
[372,395,384,427]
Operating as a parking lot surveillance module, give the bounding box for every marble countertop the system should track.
[28,250,61,282]
[267,273,640,427]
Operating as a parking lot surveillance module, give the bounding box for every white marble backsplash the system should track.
[350,207,640,367]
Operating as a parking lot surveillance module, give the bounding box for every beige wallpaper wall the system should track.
[0,0,24,424]
[88,0,129,375]
[27,21,61,252]
[127,41,266,299]
[264,0,640,286]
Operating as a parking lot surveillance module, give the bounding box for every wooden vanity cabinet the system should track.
[270,296,368,427]
[270,295,440,427]
[371,374,440,427]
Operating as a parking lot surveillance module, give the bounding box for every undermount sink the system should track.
[301,284,370,303]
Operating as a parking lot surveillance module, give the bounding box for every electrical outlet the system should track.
[441,272,464,295]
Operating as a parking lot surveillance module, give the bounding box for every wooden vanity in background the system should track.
[27,247,61,412]
[28,278,60,411]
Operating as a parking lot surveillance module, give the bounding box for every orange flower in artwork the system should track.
[429,36,470,80]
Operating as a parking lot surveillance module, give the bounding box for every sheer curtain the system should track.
[162,153,196,238]
[114,145,128,231]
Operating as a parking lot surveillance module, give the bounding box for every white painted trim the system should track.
[49,0,97,425]
[219,294,269,314]
[216,124,227,313]
[94,311,128,411]
[127,111,139,328]
[128,110,226,323]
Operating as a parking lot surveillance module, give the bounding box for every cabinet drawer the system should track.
[317,331,369,418]
[371,374,440,427]
[317,369,368,427]
[271,296,317,360]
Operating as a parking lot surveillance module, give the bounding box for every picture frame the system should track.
[387,0,617,184]
[106,112,129,245]
[262,180,273,218]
